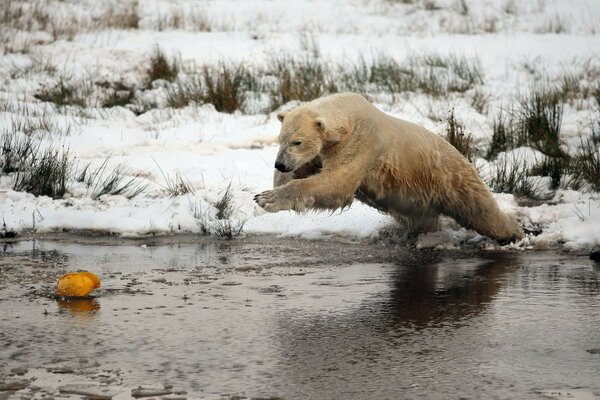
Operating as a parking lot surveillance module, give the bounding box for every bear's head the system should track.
[274,107,343,173]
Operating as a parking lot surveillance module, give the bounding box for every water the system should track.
[0,237,599,399]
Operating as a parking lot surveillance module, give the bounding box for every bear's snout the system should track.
[274,162,292,173]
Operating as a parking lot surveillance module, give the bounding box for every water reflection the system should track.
[272,255,521,397]
[57,297,101,315]
[385,255,519,328]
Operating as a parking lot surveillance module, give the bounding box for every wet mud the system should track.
[1,236,599,399]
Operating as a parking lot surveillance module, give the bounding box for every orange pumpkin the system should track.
[56,272,101,297]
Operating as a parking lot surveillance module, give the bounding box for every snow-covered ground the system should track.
[0,0,599,250]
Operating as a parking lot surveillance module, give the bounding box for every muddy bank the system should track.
[1,237,599,399]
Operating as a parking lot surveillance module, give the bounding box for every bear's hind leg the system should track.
[441,188,523,243]
[467,207,522,244]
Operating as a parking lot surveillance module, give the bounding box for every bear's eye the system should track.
[291,140,302,146]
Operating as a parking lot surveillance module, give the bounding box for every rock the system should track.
[48,367,74,374]
[131,387,172,398]
[586,348,600,354]
[9,368,27,376]
[590,249,600,262]
[58,384,119,400]
[0,381,29,391]
[416,231,458,250]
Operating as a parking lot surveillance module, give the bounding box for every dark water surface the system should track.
[1,237,599,399]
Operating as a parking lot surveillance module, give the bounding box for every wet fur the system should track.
[256,93,523,242]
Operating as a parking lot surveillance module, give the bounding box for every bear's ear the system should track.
[315,117,345,142]
[314,117,326,132]
[277,111,287,122]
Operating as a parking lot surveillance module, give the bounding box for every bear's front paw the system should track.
[253,188,296,212]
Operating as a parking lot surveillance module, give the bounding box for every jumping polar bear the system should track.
[254,92,522,243]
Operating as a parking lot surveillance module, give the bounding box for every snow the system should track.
[1,0,599,250]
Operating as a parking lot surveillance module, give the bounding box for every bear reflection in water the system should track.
[271,255,520,395]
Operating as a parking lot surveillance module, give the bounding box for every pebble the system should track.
[160,395,187,400]
[48,368,74,374]
[9,368,28,376]
[131,387,173,398]
[0,381,29,391]
[58,384,118,400]
[586,348,600,354]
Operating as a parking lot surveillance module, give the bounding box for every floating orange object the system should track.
[56,272,101,297]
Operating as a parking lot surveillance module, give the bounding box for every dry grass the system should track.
[212,184,245,238]
[167,63,257,113]
[269,57,337,110]
[516,85,564,157]
[146,46,179,85]
[189,185,245,238]
[34,75,90,108]
[573,137,600,191]
[486,154,545,199]
[100,82,136,109]
[94,0,140,30]
[443,110,477,162]
[153,158,194,197]
[12,145,72,199]
[486,108,522,160]
[1,132,38,174]
[79,157,147,200]
[487,85,565,160]
[535,15,570,34]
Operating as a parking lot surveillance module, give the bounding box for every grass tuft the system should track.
[516,85,564,157]
[13,145,73,199]
[189,185,245,239]
[486,154,545,199]
[167,63,257,113]
[573,137,600,191]
[535,15,570,34]
[81,157,147,200]
[212,184,245,238]
[214,183,235,220]
[100,82,136,108]
[153,158,194,197]
[201,64,255,113]
[486,108,522,160]
[1,132,38,174]
[34,76,88,108]
[95,0,140,30]
[469,87,490,114]
[529,156,571,191]
[487,85,565,161]
[146,46,178,85]
[269,57,337,110]
[443,110,476,162]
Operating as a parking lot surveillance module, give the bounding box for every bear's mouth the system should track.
[292,156,322,179]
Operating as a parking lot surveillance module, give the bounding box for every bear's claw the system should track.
[254,188,296,212]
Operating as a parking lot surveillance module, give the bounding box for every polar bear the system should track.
[254,92,523,243]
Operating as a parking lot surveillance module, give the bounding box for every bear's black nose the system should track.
[274,162,289,172]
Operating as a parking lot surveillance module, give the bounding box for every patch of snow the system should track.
[0,0,599,250]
